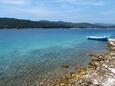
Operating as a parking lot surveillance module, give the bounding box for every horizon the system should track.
[0,0,115,23]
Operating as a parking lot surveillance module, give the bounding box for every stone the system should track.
[62,64,69,68]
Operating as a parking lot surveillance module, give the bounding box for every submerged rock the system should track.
[48,40,115,86]
[62,64,69,68]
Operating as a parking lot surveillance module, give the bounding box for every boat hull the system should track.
[87,36,108,41]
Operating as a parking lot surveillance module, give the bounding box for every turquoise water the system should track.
[0,28,115,86]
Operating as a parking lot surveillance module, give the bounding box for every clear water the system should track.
[0,28,115,86]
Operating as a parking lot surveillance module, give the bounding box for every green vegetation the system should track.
[0,18,115,29]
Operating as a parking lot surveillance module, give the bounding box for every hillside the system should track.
[0,18,115,29]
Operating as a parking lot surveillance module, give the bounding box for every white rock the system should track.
[102,78,115,86]
[108,68,115,73]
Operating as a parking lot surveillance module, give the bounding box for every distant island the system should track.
[0,18,115,29]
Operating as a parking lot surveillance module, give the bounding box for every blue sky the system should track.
[0,0,115,23]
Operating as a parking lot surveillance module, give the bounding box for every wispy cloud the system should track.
[0,0,29,5]
[57,0,106,6]
[0,0,114,23]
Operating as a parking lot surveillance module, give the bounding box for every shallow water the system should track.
[0,28,115,86]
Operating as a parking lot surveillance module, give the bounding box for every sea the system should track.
[0,28,115,86]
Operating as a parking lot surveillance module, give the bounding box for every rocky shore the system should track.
[38,39,115,86]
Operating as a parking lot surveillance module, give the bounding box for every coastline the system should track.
[0,18,115,29]
[38,39,115,86]
[0,29,112,86]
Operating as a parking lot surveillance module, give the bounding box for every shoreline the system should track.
[0,28,115,30]
[38,39,115,86]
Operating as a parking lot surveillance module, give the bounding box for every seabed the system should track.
[37,39,115,86]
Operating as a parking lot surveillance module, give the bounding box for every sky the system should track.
[0,0,115,23]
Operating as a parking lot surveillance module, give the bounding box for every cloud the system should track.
[0,5,58,17]
[57,0,106,6]
[0,0,29,5]
[0,0,114,23]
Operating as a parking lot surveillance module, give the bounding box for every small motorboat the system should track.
[87,36,109,41]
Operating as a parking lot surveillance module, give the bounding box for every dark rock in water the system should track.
[62,64,69,68]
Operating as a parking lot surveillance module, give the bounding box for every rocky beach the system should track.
[0,0,115,86]
[38,39,115,86]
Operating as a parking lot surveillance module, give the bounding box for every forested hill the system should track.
[0,18,115,29]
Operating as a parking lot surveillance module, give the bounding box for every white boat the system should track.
[87,36,109,41]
